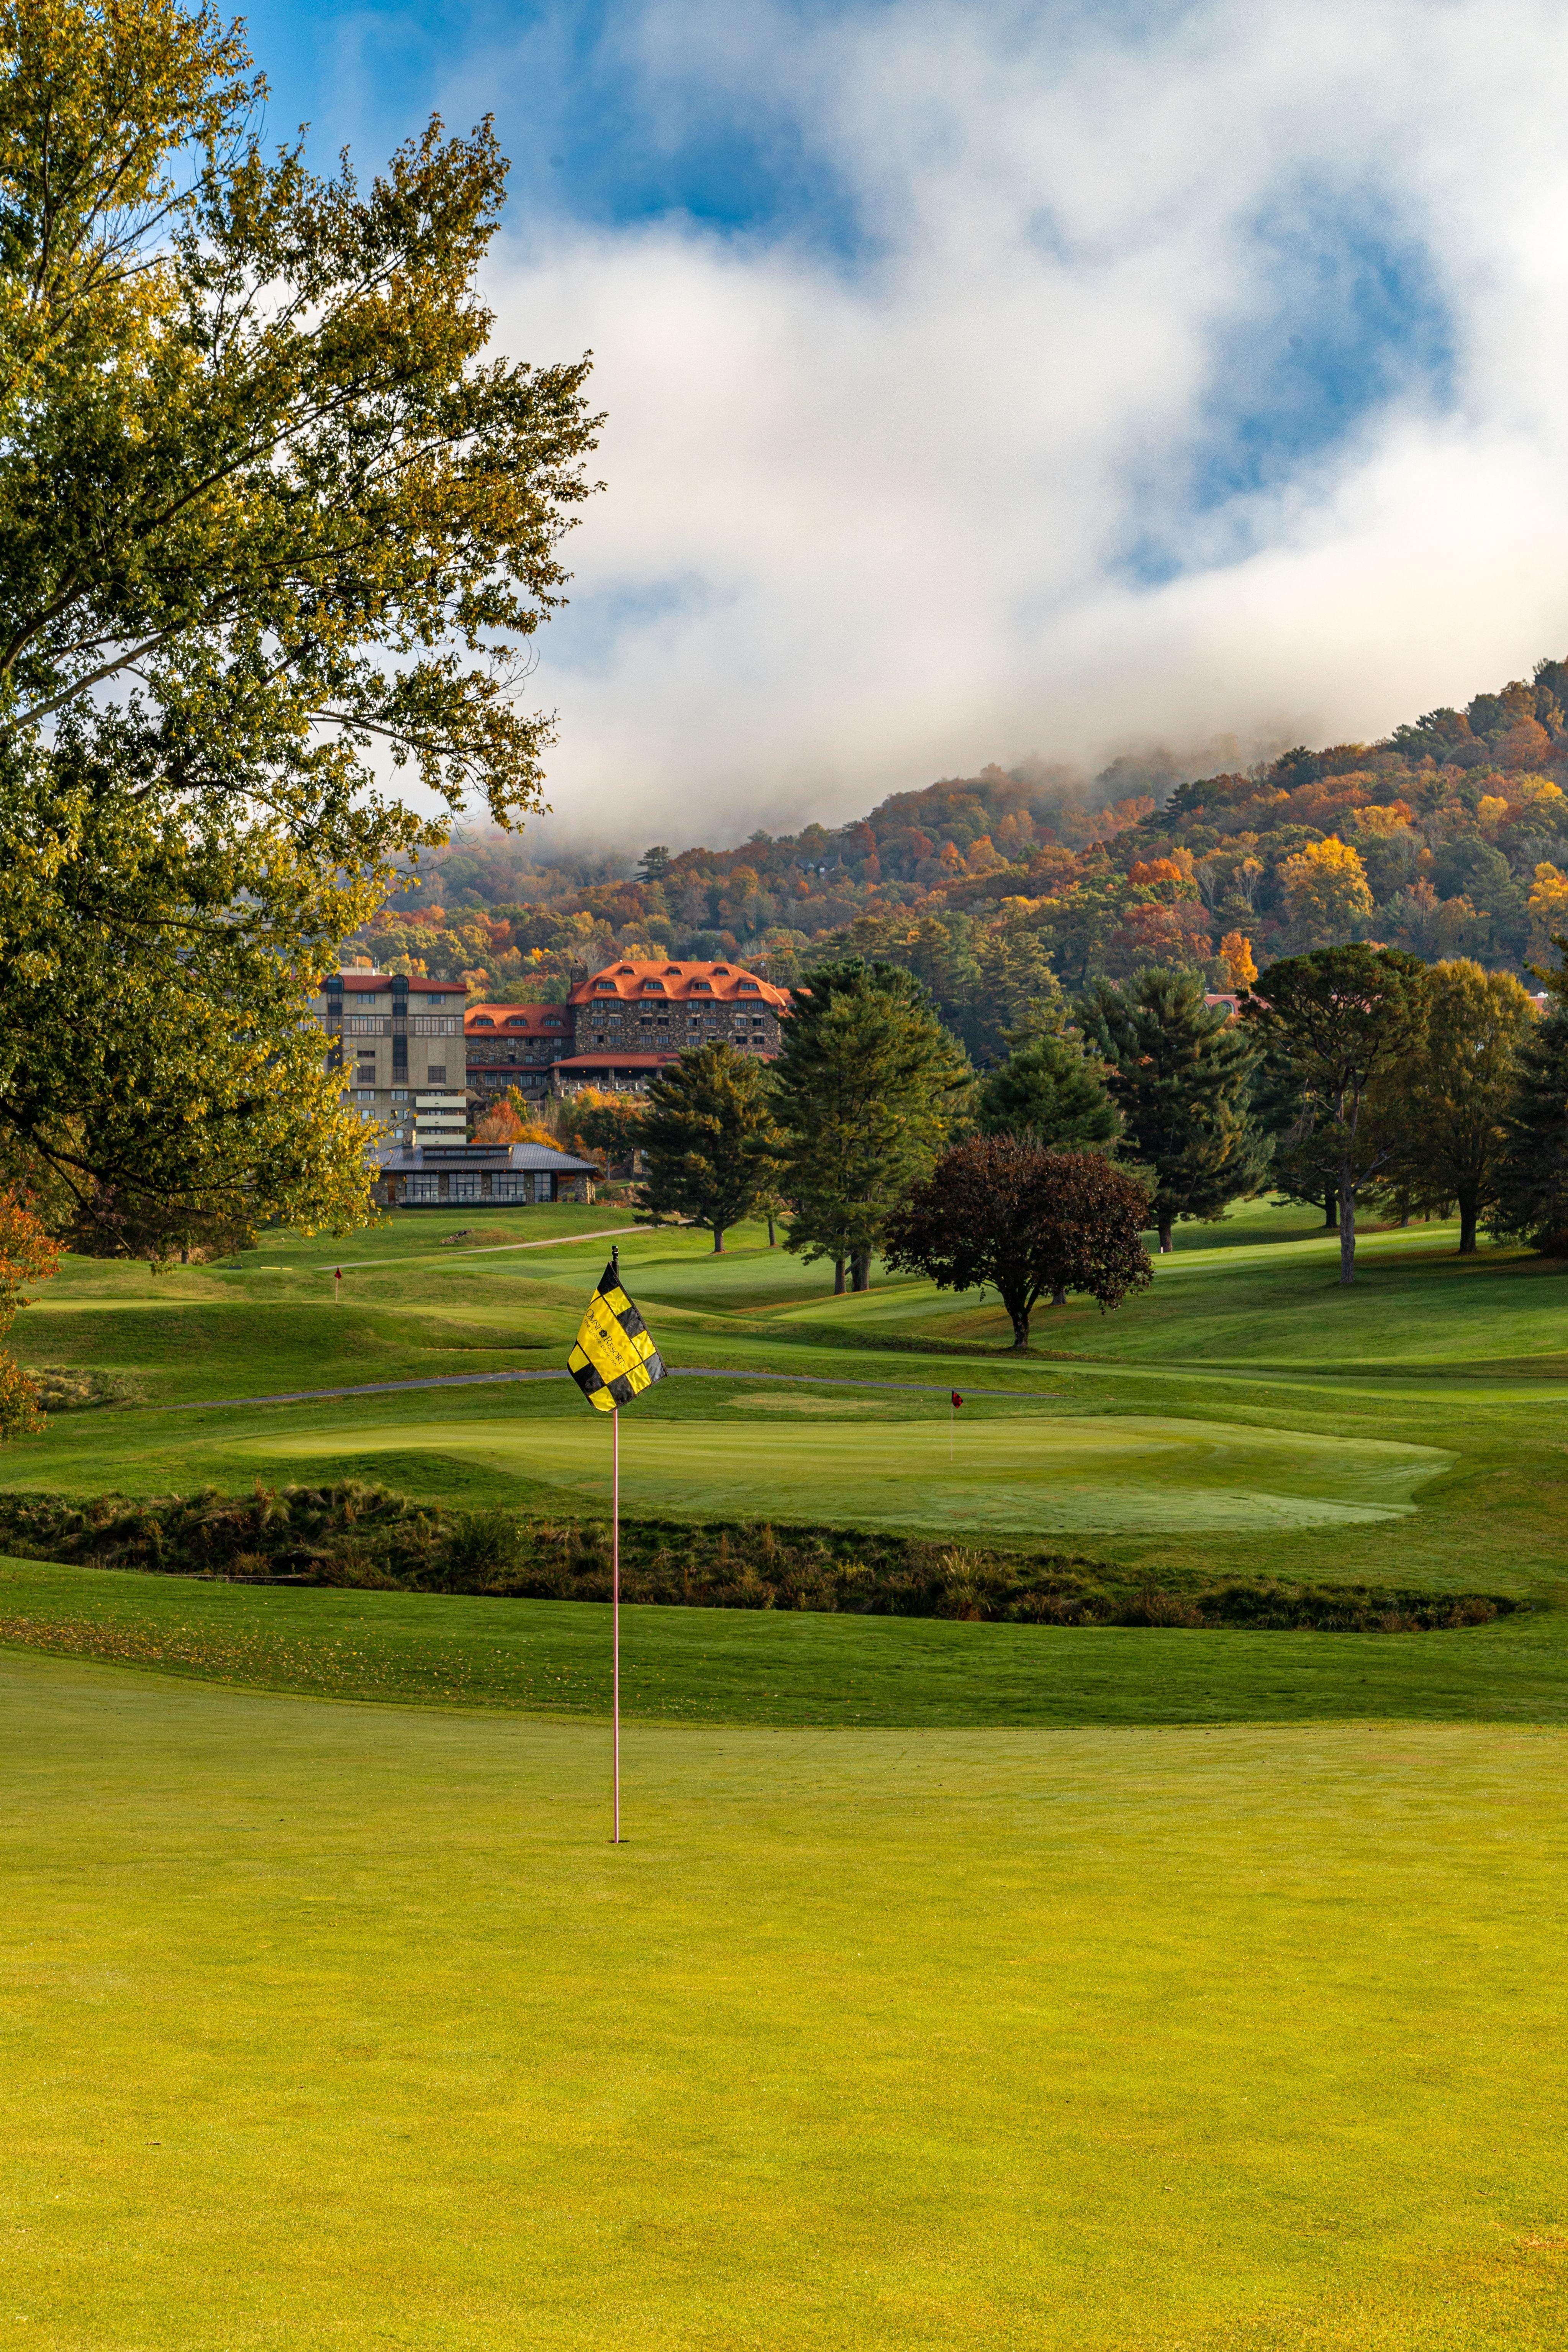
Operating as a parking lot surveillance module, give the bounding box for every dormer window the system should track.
[594,981,616,994]
[738,981,760,993]
[504,1016,527,1028]
[471,1015,495,1027]
[663,965,682,975]
[617,965,635,975]
[691,981,713,994]
[642,981,665,994]
[713,966,730,975]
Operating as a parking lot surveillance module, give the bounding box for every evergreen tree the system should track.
[976,1034,1120,1152]
[1368,960,1536,1253]
[1076,968,1266,1252]
[1241,946,1427,1285]
[771,960,971,1293]
[1490,939,1568,1253]
[635,1044,778,1253]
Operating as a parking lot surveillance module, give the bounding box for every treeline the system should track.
[594,939,1568,1338]
[356,660,1568,1004]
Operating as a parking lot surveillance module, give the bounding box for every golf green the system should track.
[3,1649,1564,2351]
[229,1409,1453,1534]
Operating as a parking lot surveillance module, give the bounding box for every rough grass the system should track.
[0,1482,1512,1631]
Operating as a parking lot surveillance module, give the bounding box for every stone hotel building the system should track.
[467,959,791,1101]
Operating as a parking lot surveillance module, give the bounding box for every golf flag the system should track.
[567,1252,666,1412]
[951,1390,963,1409]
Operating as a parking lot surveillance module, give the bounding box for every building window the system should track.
[411,1016,460,1036]
[345,1016,385,1034]
[406,1175,441,1203]
[354,1087,375,1100]
[392,1089,408,1101]
[426,1065,446,1085]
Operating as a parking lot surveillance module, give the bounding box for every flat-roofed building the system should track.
[307,968,469,1146]
[556,959,790,1092]
[375,1139,598,1208]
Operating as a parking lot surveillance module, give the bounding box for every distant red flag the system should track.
[951,1390,963,1408]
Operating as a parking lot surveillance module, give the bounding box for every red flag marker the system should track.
[950,1389,963,1459]
[334,1266,342,1304]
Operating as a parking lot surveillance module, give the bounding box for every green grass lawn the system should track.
[3,1650,1565,2351]
[7,1199,1568,2345]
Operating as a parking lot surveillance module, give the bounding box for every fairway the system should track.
[233,1408,1454,1534]
[3,1649,1565,2352]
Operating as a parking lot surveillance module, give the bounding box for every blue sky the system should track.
[242,1,1568,844]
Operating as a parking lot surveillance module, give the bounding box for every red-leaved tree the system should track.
[0,1193,60,1440]
[884,1139,1152,1350]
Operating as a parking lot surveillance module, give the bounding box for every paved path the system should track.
[163,1367,1052,1412]
[304,1224,647,1273]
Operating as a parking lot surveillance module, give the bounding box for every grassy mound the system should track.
[0,1483,1515,1632]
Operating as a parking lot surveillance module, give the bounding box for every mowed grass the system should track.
[6,1209,1568,2346]
[3,1651,1566,2352]
[5,1552,1566,1725]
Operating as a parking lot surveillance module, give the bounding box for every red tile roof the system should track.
[551,1052,679,1070]
[465,1002,569,1034]
[569,958,790,1009]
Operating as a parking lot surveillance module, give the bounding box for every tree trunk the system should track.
[1324,1187,1337,1229]
[833,1257,845,1295]
[766,1212,776,1247]
[1010,1301,1031,1348]
[850,1249,871,1292]
[1158,1220,1173,1254]
[1339,1167,1356,1285]
[712,1225,725,1253]
[1051,1283,1067,1306]
[1459,1194,1478,1255]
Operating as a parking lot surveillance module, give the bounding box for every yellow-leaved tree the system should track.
[1279,838,1374,949]
[0,0,600,1273]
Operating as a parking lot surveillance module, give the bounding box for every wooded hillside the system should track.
[356,656,1568,1054]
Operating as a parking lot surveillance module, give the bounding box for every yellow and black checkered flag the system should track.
[567,1249,666,1413]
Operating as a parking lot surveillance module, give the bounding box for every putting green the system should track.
[5,1654,1566,2350]
[231,1410,1452,1535]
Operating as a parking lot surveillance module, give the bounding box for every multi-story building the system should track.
[308,968,469,1147]
[552,959,791,1092]
[464,1001,572,1102]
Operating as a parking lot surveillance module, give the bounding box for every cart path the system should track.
[161,1367,1055,1412]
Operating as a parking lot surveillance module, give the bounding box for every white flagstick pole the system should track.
[611,1403,621,1845]
[950,1392,954,1464]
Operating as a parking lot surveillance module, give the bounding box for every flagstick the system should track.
[950,1393,954,1463]
[611,1403,621,1846]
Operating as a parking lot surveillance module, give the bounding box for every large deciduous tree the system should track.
[1368,960,1537,1254]
[636,1044,778,1254]
[0,0,600,1255]
[885,1139,1152,1351]
[1076,967,1265,1253]
[770,959,971,1293]
[1241,946,1427,1285]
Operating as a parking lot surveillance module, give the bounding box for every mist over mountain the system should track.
[354,655,1568,1059]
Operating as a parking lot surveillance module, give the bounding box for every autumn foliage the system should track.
[885,1140,1152,1350]
[0,1193,60,1441]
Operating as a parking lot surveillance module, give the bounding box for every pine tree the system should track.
[635,1044,778,1253]
[1490,938,1568,1253]
[975,1034,1120,1152]
[1076,968,1266,1252]
[771,960,971,1292]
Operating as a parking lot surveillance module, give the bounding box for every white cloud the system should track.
[482,0,1568,847]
